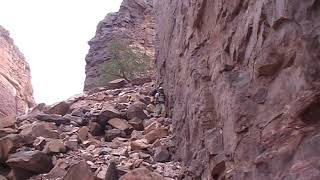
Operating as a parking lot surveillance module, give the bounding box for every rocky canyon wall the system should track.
[84,0,155,91]
[154,0,320,179]
[0,26,35,117]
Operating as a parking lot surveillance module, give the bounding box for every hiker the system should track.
[154,86,166,117]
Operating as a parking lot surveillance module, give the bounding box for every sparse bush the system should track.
[99,41,151,86]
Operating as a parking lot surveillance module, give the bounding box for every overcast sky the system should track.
[0,0,122,104]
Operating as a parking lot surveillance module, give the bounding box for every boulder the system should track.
[63,161,95,180]
[43,139,67,154]
[65,138,79,151]
[145,128,168,144]
[108,118,130,131]
[77,126,90,142]
[119,167,163,180]
[45,101,70,116]
[153,146,170,162]
[128,118,143,131]
[35,113,70,125]
[0,134,25,163]
[63,114,85,126]
[99,104,122,120]
[107,78,128,89]
[0,116,16,129]
[103,161,119,180]
[88,121,104,136]
[20,122,59,141]
[105,129,126,142]
[126,103,147,120]
[6,151,53,174]
[130,139,150,151]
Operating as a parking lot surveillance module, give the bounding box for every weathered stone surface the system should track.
[154,146,170,163]
[107,79,128,89]
[108,118,130,131]
[126,102,147,120]
[0,26,35,118]
[43,139,67,154]
[128,118,143,131]
[88,121,104,136]
[99,104,122,120]
[84,0,155,91]
[77,126,90,142]
[105,129,125,142]
[0,116,16,129]
[0,134,25,163]
[144,128,168,144]
[119,167,163,180]
[35,113,71,126]
[45,101,70,116]
[6,151,53,174]
[20,122,59,141]
[63,161,95,180]
[154,0,320,179]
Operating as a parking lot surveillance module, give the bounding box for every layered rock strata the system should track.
[0,26,35,118]
[154,0,320,179]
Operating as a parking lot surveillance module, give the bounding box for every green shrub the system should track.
[99,41,151,86]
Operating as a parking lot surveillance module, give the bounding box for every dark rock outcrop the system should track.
[155,0,320,179]
[84,0,155,91]
[0,26,35,117]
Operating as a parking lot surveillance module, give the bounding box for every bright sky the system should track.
[0,0,122,104]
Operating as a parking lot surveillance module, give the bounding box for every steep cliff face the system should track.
[155,0,320,179]
[84,0,155,91]
[0,26,35,117]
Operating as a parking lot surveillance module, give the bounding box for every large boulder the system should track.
[62,161,95,180]
[108,118,130,131]
[43,139,67,154]
[44,101,70,116]
[6,150,53,177]
[19,122,59,141]
[126,102,147,120]
[119,168,163,180]
[99,104,122,120]
[35,113,71,126]
[0,134,25,163]
[0,116,16,129]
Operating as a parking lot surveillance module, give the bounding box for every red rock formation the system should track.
[84,0,155,91]
[0,26,35,117]
[154,0,320,179]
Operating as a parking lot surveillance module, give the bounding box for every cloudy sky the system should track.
[0,0,122,104]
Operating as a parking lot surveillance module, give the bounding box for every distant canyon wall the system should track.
[0,26,35,117]
[84,0,155,91]
[154,0,320,179]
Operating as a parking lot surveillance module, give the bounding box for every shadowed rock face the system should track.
[0,26,35,117]
[84,0,155,91]
[154,0,320,179]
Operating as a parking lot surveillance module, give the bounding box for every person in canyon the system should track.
[154,86,166,117]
